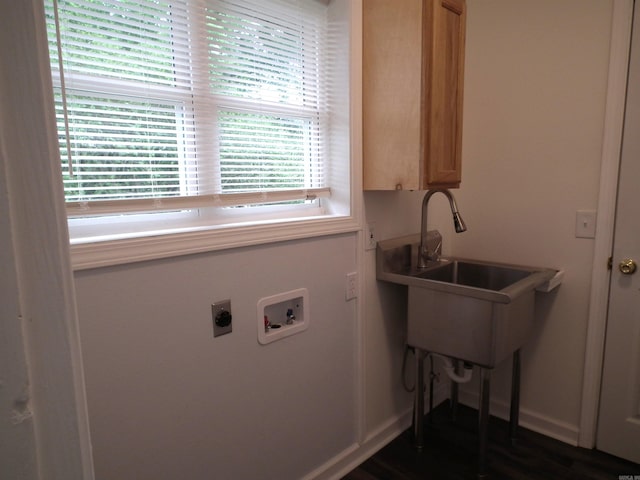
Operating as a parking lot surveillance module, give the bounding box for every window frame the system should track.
[45,0,360,270]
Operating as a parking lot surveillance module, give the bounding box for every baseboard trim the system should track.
[458,390,580,447]
[305,382,449,480]
[303,412,411,480]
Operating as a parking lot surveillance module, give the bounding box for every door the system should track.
[597,1,640,464]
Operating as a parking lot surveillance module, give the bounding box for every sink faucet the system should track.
[418,189,467,268]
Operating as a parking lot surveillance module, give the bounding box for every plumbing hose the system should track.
[401,344,415,392]
[401,347,474,394]
[430,353,473,384]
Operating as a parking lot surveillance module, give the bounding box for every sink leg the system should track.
[478,368,491,479]
[450,359,460,421]
[509,349,521,446]
[413,348,425,451]
[428,354,435,425]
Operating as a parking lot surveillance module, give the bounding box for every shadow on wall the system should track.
[375,280,414,413]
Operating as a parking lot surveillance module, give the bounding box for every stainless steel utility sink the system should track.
[377,230,561,478]
[377,233,558,368]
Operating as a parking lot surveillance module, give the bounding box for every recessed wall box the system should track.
[257,288,309,345]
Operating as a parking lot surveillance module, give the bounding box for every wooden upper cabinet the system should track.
[363,0,466,191]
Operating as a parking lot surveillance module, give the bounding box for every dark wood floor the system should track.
[342,402,640,480]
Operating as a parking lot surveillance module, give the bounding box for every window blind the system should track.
[46,0,329,216]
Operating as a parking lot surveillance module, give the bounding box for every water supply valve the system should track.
[286,308,296,324]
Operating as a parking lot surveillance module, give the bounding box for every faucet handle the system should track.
[418,230,443,268]
[427,230,443,259]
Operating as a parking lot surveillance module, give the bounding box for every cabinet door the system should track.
[363,0,423,191]
[422,0,466,188]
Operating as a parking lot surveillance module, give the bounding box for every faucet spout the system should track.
[418,189,467,268]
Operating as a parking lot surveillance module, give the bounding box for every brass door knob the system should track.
[619,258,637,275]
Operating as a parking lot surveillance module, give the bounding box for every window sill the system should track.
[69,214,359,270]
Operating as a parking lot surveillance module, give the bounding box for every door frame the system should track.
[579,0,635,449]
[0,0,95,477]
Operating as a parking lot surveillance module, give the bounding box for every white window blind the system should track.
[45,0,330,217]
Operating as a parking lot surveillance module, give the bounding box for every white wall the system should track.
[69,1,624,477]
[74,234,358,479]
[1,0,618,477]
[452,0,613,442]
[360,0,614,447]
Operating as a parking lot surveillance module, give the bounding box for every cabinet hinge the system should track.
[607,256,613,270]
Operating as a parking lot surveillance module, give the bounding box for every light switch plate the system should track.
[575,210,597,239]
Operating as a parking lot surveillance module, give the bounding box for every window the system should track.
[45,0,353,266]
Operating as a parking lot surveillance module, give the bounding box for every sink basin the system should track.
[414,260,532,291]
[377,233,558,368]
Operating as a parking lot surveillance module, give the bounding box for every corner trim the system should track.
[301,410,412,480]
[304,382,449,480]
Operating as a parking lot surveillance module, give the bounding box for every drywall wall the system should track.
[451,0,613,441]
[3,0,617,476]
[361,0,614,446]
[74,234,358,479]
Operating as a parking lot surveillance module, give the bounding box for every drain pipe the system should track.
[430,353,473,384]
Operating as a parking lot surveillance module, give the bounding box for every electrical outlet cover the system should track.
[212,299,232,337]
[365,223,377,250]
